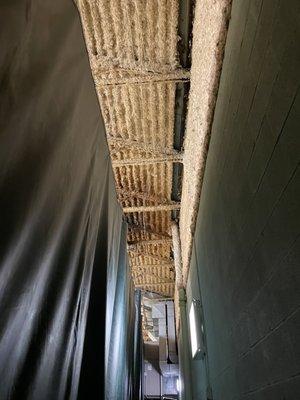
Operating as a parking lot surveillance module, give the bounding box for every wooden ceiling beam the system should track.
[131,264,174,270]
[108,136,181,157]
[92,62,190,85]
[127,238,172,249]
[135,282,175,288]
[123,203,180,213]
[118,189,169,205]
[112,154,183,166]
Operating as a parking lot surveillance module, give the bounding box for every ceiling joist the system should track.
[118,190,169,205]
[94,67,190,86]
[108,136,182,158]
[135,283,176,288]
[131,264,174,270]
[123,203,180,213]
[112,154,183,167]
[128,238,173,247]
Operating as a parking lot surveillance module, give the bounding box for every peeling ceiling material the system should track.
[77,0,189,298]
[180,0,232,284]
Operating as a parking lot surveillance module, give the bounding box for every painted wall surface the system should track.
[180,0,300,398]
[185,250,210,400]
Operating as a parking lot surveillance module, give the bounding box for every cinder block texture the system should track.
[190,0,300,398]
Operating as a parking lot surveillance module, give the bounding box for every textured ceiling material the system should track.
[180,0,232,285]
[77,0,189,299]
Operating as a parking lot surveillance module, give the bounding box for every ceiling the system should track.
[77,0,191,302]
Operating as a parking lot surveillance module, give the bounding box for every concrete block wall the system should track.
[181,0,300,398]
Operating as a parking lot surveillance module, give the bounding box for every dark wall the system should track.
[186,0,300,399]
[0,1,139,399]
